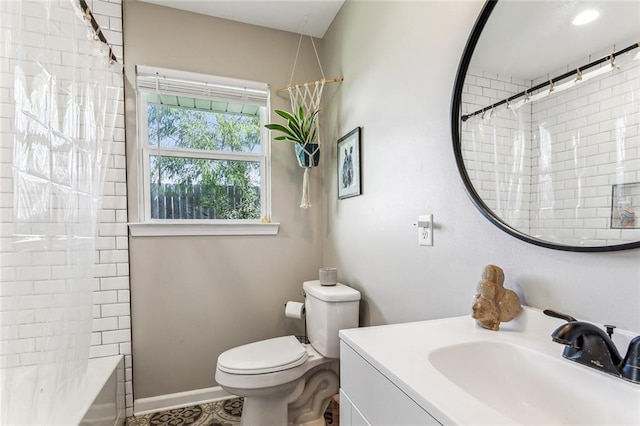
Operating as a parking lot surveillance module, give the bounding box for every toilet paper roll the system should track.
[285,301,305,319]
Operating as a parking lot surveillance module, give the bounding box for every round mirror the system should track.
[452,0,640,251]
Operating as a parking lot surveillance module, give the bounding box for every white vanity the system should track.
[339,307,640,425]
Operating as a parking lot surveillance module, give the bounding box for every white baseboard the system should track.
[133,386,235,416]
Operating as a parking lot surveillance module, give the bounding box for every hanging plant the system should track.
[265,107,320,167]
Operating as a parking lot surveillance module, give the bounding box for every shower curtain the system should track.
[463,102,531,233]
[462,50,639,245]
[0,0,122,423]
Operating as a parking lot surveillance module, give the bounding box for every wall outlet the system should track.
[418,214,433,246]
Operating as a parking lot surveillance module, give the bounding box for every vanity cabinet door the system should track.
[340,341,440,425]
[340,390,371,426]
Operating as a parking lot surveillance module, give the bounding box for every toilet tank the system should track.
[303,280,361,358]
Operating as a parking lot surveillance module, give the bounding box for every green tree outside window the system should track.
[147,103,261,220]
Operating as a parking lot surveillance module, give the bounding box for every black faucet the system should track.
[551,321,622,377]
[551,320,640,384]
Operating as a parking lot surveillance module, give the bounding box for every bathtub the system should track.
[80,356,126,426]
[1,355,125,425]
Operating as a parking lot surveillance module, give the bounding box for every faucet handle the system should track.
[543,309,577,322]
[604,324,616,338]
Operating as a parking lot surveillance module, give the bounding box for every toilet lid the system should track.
[217,335,308,375]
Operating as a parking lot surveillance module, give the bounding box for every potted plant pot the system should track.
[295,143,320,168]
[265,106,320,168]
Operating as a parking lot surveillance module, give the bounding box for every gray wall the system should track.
[123,1,324,398]
[321,0,639,330]
[124,0,640,401]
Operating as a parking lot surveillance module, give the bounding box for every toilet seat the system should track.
[217,335,308,375]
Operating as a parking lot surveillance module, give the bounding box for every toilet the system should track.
[215,280,361,426]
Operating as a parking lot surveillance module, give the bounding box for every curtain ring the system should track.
[575,68,582,82]
[548,79,555,93]
[610,54,618,69]
[506,99,512,110]
[524,90,530,102]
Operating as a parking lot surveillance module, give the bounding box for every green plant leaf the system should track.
[265,107,319,145]
[274,109,296,122]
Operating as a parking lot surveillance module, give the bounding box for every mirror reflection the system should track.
[459,0,640,249]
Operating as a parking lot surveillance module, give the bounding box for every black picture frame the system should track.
[337,127,361,199]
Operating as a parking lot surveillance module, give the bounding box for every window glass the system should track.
[136,68,269,222]
[146,101,262,153]
[149,156,261,220]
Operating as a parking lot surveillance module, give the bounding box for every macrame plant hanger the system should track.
[285,24,327,208]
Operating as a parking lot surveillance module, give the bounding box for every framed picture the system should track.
[337,127,361,199]
[611,182,639,229]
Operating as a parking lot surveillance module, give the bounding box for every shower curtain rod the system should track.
[78,0,118,64]
[461,41,640,122]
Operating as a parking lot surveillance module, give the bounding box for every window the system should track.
[132,66,276,235]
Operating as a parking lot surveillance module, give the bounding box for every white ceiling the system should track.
[135,0,639,78]
[471,1,640,80]
[136,0,345,38]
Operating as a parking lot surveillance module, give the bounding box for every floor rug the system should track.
[126,397,335,426]
[126,398,243,426]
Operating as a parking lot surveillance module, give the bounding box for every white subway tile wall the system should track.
[84,0,130,409]
[0,0,131,416]
[462,57,640,245]
[529,60,640,245]
[461,71,533,233]
[88,1,131,413]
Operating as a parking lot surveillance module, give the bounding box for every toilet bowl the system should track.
[216,336,336,425]
[215,281,360,426]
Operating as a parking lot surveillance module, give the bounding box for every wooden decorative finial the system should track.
[471,264,521,331]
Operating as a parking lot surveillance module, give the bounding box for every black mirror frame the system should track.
[450,0,640,252]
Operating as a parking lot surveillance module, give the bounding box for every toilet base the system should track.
[288,369,338,426]
[290,416,326,426]
[240,380,305,426]
[230,367,339,426]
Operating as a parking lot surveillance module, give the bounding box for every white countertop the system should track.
[339,307,640,425]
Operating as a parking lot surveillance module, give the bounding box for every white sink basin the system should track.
[339,307,640,425]
[429,341,638,425]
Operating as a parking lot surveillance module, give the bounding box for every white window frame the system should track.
[129,66,278,237]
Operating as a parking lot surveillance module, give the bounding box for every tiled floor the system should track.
[126,397,336,426]
[126,398,243,426]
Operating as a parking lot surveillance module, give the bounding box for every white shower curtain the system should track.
[462,50,639,245]
[0,0,122,423]
[463,102,532,233]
